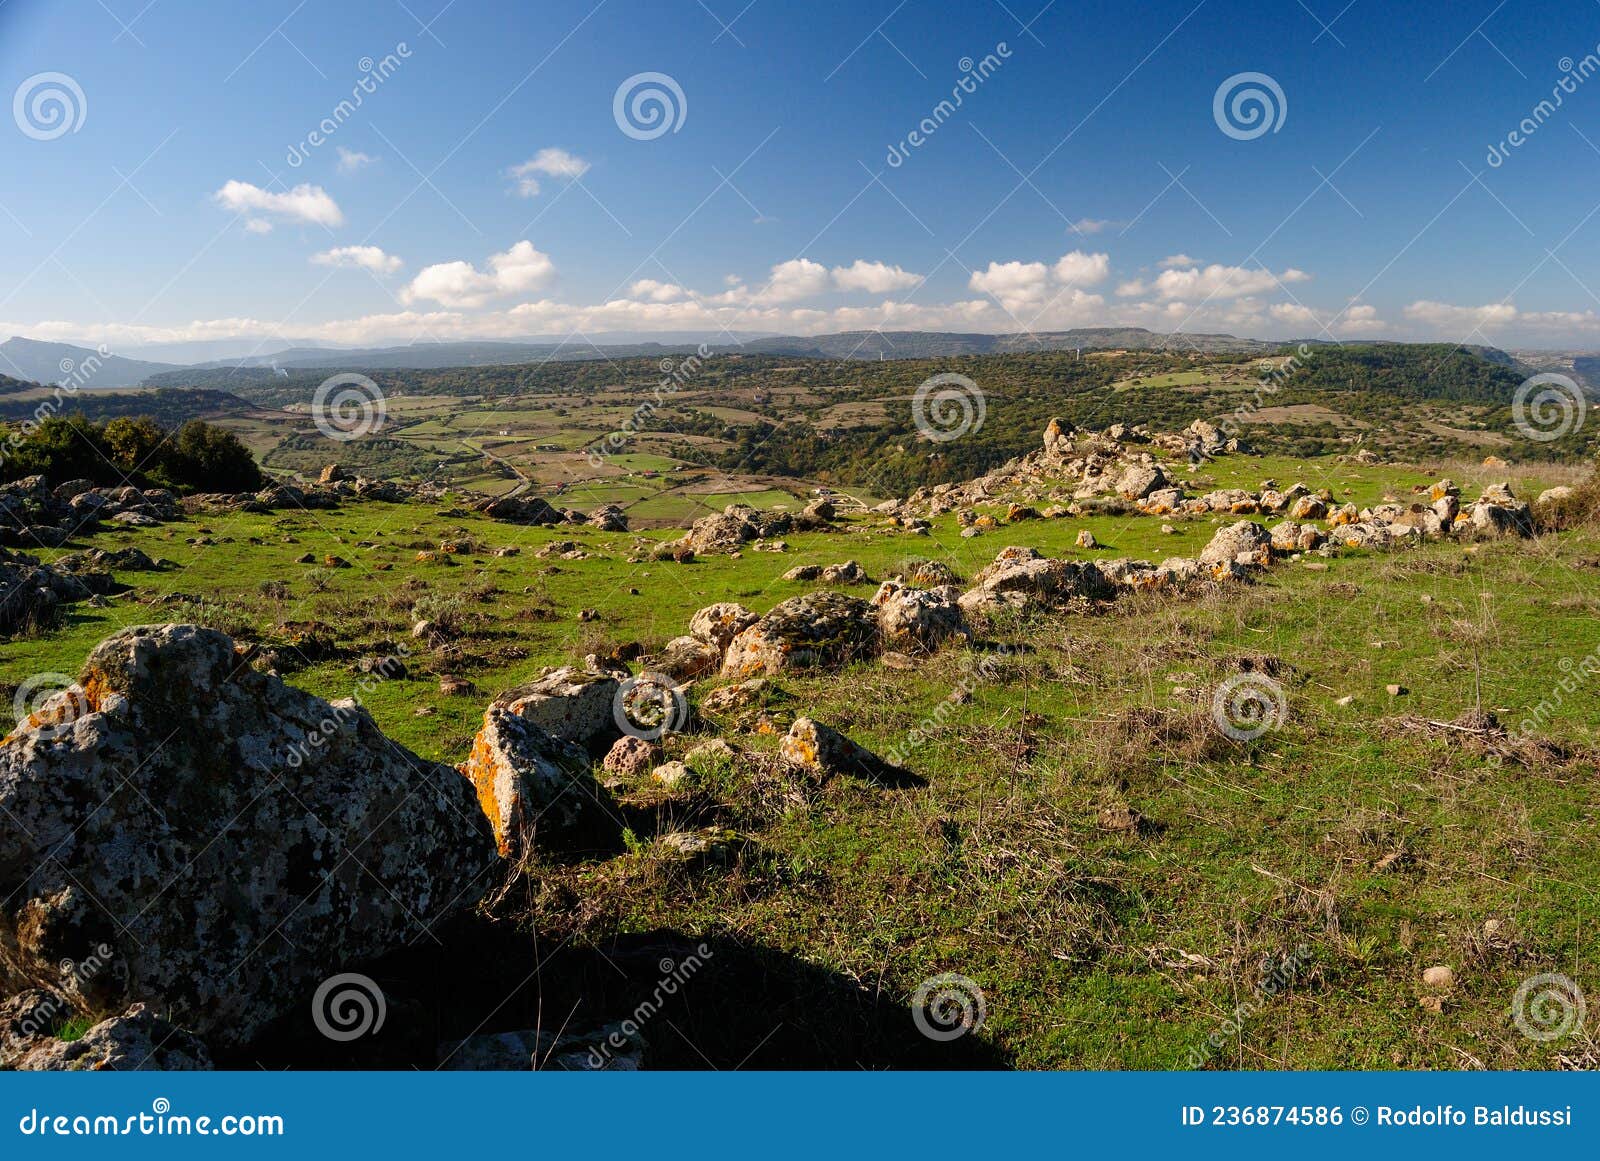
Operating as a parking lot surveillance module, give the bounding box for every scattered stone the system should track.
[461,706,616,857]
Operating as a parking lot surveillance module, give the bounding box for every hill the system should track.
[0,337,180,388]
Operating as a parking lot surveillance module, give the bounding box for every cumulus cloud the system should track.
[628,278,688,302]
[970,251,1109,315]
[1150,262,1309,301]
[336,148,376,174]
[312,245,403,275]
[510,148,591,196]
[831,260,922,294]
[758,258,833,303]
[1158,253,1198,269]
[402,241,555,307]
[214,180,344,228]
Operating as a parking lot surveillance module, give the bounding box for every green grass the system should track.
[3,446,1596,1069]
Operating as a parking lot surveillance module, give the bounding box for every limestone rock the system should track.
[488,667,622,753]
[720,592,878,677]
[460,706,615,856]
[687,602,759,651]
[871,581,965,653]
[3,999,212,1071]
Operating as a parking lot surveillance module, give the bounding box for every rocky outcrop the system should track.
[0,548,95,634]
[680,504,793,554]
[1198,521,1273,570]
[720,592,878,677]
[0,624,497,1047]
[871,581,966,653]
[687,603,760,651]
[476,494,563,525]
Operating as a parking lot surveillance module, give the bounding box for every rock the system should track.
[782,564,821,581]
[602,735,659,779]
[895,559,960,587]
[1465,500,1532,538]
[477,494,563,525]
[587,504,629,532]
[460,706,615,857]
[654,635,721,681]
[651,760,694,789]
[3,999,212,1071]
[1289,495,1328,520]
[687,602,760,651]
[819,560,868,585]
[656,827,744,865]
[0,624,496,1047]
[1076,529,1097,549]
[683,504,792,554]
[1421,965,1456,989]
[779,717,894,779]
[684,738,738,772]
[1537,486,1575,506]
[960,553,1108,613]
[720,592,878,677]
[439,675,476,696]
[1115,463,1170,500]
[439,1021,644,1071]
[1385,683,1407,696]
[798,498,836,528]
[1198,521,1273,568]
[698,679,774,717]
[318,464,345,485]
[488,667,622,754]
[871,581,965,653]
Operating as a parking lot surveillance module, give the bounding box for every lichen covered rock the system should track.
[720,592,878,677]
[0,624,496,1047]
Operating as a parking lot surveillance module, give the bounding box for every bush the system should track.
[0,414,263,493]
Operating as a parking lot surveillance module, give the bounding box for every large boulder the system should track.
[488,667,622,754]
[720,592,878,677]
[871,582,965,653]
[477,494,563,525]
[1198,521,1273,568]
[460,706,617,857]
[0,624,497,1047]
[682,504,793,554]
[1114,463,1171,500]
[960,554,1109,613]
[687,602,760,651]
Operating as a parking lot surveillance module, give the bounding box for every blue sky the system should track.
[3,0,1600,356]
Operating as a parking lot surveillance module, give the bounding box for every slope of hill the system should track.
[0,337,180,388]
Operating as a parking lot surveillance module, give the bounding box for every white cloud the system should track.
[402,241,555,307]
[1158,253,1198,269]
[336,148,377,174]
[1151,263,1309,300]
[244,219,273,235]
[759,258,833,303]
[214,180,344,228]
[1068,218,1121,235]
[312,245,403,275]
[830,260,921,294]
[628,278,688,302]
[510,148,591,196]
[1052,250,1110,286]
[969,260,1051,312]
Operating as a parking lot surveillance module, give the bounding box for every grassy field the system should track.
[3,443,1597,1069]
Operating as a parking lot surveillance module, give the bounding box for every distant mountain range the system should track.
[0,337,181,389]
[4,329,1579,392]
